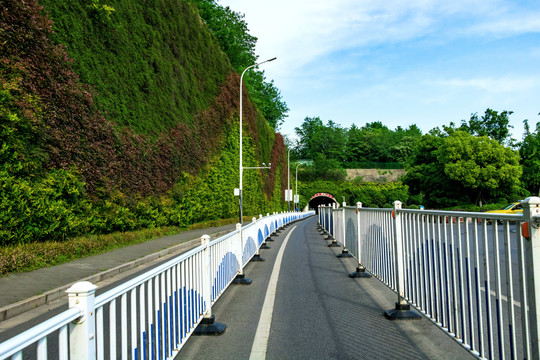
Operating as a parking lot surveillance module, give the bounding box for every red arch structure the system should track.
[308,193,337,213]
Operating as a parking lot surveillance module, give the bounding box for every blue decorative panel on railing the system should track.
[243,236,256,264]
[270,221,275,233]
[139,286,205,360]
[258,229,264,246]
[212,252,239,302]
[264,224,269,238]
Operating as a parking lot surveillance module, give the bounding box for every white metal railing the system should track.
[319,199,540,360]
[0,211,314,360]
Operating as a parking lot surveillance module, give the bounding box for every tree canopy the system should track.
[404,130,523,207]
[190,0,289,129]
[459,108,514,146]
[520,119,540,195]
[294,117,422,167]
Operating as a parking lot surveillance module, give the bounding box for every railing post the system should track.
[338,203,352,257]
[66,281,98,360]
[522,197,540,359]
[385,201,421,320]
[328,203,340,247]
[350,202,371,278]
[194,235,226,335]
[251,217,265,262]
[233,223,252,284]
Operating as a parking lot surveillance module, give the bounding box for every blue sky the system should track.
[219,0,540,142]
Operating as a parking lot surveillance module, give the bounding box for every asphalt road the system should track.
[179,216,474,360]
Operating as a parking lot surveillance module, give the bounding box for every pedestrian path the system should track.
[0,223,237,323]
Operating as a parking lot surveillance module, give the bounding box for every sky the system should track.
[218,0,540,142]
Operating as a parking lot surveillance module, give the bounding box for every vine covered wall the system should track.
[0,0,287,245]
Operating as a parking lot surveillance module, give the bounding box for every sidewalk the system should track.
[0,223,237,323]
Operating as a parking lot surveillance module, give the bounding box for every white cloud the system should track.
[429,77,540,93]
[219,0,540,138]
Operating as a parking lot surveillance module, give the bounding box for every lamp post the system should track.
[287,148,291,211]
[238,57,276,224]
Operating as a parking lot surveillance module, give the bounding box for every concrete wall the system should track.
[346,169,406,183]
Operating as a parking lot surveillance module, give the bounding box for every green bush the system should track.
[0,168,93,245]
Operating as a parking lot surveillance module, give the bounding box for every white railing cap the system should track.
[66,281,97,295]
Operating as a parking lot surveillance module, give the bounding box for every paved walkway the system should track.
[0,223,237,323]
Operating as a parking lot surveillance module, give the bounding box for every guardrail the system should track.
[319,199,540,360]
[0,211,314,360]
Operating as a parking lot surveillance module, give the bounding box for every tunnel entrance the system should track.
[308,193,338,214]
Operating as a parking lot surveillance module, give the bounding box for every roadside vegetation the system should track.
[0,217,242,275]
[1,0,290,273]
[292,109,537,210]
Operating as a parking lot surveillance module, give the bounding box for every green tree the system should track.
[460,108,514,146]
[405,130,522,207]
[190,0,289,129]
[439,131,522,206]
[520,119,540,195]
[299,154,346,182]
[294,116,325,159]
[344,122,421,165]
[294,117,346,161]
[190,0,257,70]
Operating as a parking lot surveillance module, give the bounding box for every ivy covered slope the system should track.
[0,0,287,246]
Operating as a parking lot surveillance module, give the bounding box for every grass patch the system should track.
[0,217,243,276]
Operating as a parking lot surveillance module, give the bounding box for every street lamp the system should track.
[287,148,291,211]
[238,57,276,224]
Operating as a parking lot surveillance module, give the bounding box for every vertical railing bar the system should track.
[177,262,182,345]
[130,288,137,360]
[166,268,172,356]
[171,267,176,353]
[427,215,434,319]
[436,215,445,327]
[473,218,484,357]
[59,324,68,360]
[109,299,117,360]
[516,220,531,360]
[421,213,428,314]
[443,216,452,333]
[96,306,104,360]
[180,260,186,344]
[457,218,465,342]
[433,215,440,322]
[450,217,458,336]
[492,221,505,358]
[146,278,153,360]
[503,221,517,360]
[140,282,146,360]
[465,217,474,349]
[121,293,128,360]
[404,213,412,302]
[160,272,166,359]
[416,212,423,309]
[36,337,46,360]
[387,211,392,286]
[428,215,435,318]
[483,219,494,359]
[154,272,160,360]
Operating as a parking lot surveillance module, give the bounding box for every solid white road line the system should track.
[249,226,297,360]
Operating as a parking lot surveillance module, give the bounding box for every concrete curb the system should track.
[0,229,229,323]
